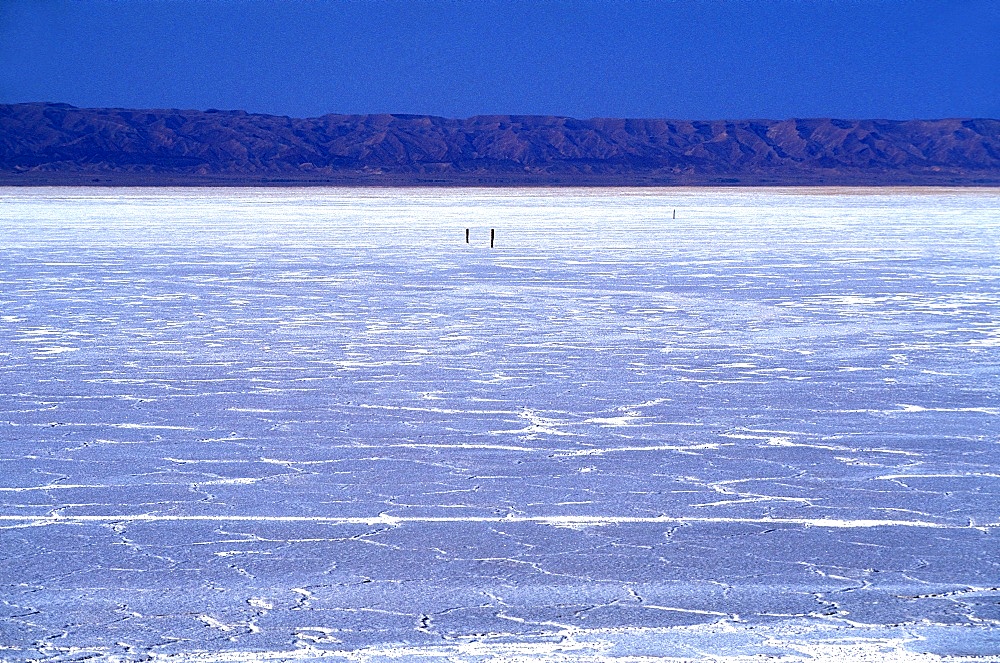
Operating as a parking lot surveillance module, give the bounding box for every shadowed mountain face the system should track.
[2,103,999,185]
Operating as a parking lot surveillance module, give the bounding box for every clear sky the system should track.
[1,0,997,120]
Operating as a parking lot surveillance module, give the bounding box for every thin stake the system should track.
[490,228,495,248]
[465,228,469,244]
[673,209,676,219]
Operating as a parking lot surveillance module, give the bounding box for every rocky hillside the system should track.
[2,102,999,185]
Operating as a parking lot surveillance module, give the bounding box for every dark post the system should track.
[673,209,676,220]
[465,228,470,244]
[490,228,495,248]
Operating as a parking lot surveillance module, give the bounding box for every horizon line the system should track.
[4,101,996,124]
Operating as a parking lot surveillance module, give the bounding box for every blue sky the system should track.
[1,0,997,120]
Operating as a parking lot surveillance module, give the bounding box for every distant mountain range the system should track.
[2,102,999,186]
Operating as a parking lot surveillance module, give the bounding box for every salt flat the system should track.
[1,186,999,662]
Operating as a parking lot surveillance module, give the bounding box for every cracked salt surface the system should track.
[1,187,1000,662]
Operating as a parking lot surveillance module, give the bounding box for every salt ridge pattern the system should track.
[1,187,999,661]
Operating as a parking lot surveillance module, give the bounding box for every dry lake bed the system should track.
[1,186,999,662]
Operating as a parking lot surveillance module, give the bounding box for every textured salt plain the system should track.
[1,186,999,662]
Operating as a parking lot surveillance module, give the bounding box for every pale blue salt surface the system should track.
[0,186,999,662]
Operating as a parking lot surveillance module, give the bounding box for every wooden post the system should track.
[673,209,676,219]
[490,228,495,248]
[465,228,469,243]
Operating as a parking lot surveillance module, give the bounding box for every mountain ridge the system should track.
[3,102,999,186]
